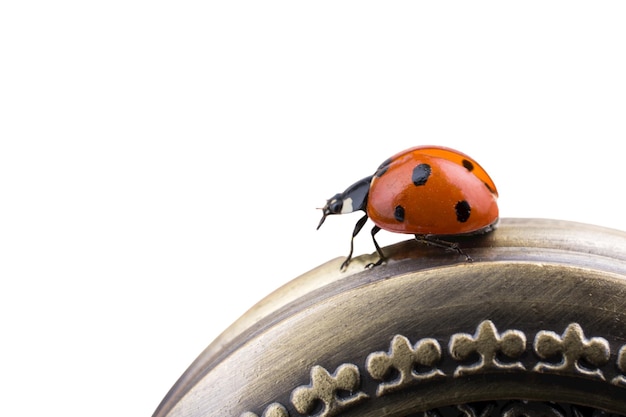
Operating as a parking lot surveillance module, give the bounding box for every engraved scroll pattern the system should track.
[241,321,626,417]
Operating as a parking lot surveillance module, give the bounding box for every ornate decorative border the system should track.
[241,321,626,417]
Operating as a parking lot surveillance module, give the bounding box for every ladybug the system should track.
[317,145,499,269]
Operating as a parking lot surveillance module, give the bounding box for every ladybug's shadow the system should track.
[359,231,497,269]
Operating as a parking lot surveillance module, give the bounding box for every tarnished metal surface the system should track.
[153,218,626,416]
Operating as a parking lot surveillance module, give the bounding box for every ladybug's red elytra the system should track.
[317,146,499,270]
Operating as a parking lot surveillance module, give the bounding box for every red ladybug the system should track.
[317,146,499,269]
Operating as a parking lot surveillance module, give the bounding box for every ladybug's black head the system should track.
[317,193,344,230]
[317,176,372,230]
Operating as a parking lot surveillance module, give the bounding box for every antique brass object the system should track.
[153,218,626,416]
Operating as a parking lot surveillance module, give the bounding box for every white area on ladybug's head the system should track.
[341,197,354,214]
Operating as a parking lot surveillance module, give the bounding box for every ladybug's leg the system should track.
[415,235,473,262]
[366,225,386,268]
[341,214,369,270]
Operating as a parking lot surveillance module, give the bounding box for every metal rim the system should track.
[154,218,626,417]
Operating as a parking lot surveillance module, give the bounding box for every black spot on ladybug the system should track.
[394,205,405,222]
[455,200,471,223]
[375,158,392,177]
[412,163,431,186]
[484,182,496,195]
[462,159,474,171]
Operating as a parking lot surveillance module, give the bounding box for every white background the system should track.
[2,2,626,416]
